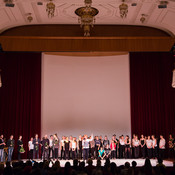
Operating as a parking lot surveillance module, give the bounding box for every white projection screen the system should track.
[41,52,131,139]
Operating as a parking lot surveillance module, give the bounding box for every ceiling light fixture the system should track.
[158,1,168,8]
[140,14,147,23]
[75,0,99,36]
[119,0,128,18]
[26,13,33,23]
[4,0,15,7]
[46,0,55,18]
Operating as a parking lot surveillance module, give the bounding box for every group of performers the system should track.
[0,133,175,162]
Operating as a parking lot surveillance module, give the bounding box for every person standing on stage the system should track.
[131,134,136,158]
[0,135,6,162]
[33,134,40,159]
[53,134,59,160]
[49,135,54,159]
[152,135,157,159]
[159,135,166,159]
[42,135,49,160]
[69,135,73,159]
[77,135,83,159]
[110,140,116,159]
[64,136,70,160]
[112,134,118,158]
[168,134,174,159]
[82,134,93,160]
[140,135,146,158]
[99,135,103,147]
[146,136,153,159]
[61,136,65,160]
[89,136,95,159]
[71,137,77,159]
[28,137,34,159]
[103,136,110,149]
[119,135,125,158]
[125,135,131,158]
[133,135,140,158]
[95,136,101,159]
[7,135,15,161]
[17,135,24,161]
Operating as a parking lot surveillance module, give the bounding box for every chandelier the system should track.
[46,0,55,18]
[75,0,99,36]
[119,0,128,18]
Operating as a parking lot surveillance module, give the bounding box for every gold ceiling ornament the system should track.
[26,13,33,23]
[140,14,146,23]
[75,0,99,36]
[46,0,55,18]
[119,0,128,18]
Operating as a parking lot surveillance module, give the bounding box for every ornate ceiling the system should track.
[0,0,175,36]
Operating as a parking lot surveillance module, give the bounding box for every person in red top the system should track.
[110,140,116,159]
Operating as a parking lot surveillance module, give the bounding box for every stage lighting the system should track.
[4,0,15,7]
[158,4,167,8]
[131,3,137,6]
[5,3,15,7]
[158,1,168,8]
[37,2,43,5]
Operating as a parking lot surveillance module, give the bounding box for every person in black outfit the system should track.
[140,135,146,158]
[78,135,82,159]
[42,135,49,160]
[64,137,70,160]
[125,135,131,158]
[95,136,101,158]
[33,134,40,159]
[17,135,23,161]
[7,135,15,162]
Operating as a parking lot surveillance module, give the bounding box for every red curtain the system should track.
[0,52,41,159]
[130,52,175,142]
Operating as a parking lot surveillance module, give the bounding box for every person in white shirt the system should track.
[71,137,77,159]
[61,136,65,160]
[49,135,54,159]
[133,135,140,158]
[159,135,166,159]
[119,135,125,158]
[82,134,93,160]
[28,137,34,159]
[146,136,153,158]
[151,135,157,159]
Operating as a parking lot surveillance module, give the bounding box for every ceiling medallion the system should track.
[46,0,55,18]
[75,0,99,36]
[119,0,128,18]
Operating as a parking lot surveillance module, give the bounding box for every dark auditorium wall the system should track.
[130,52,175,143]
[0,52,41,159]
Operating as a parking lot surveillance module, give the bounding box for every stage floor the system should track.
[23,159,173,167]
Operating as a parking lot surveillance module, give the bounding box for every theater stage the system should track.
[23,159,174,167]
